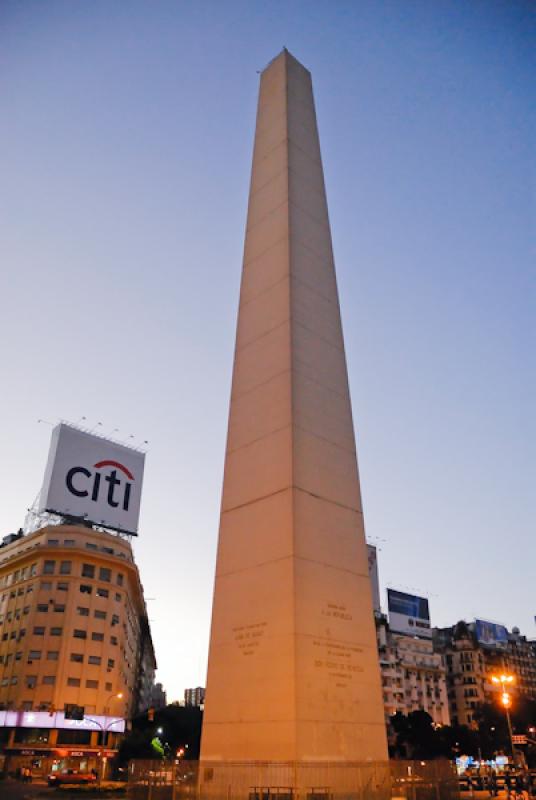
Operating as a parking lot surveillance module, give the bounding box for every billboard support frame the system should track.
[43,509,139,538]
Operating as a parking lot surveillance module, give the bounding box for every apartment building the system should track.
[377,614,450,726]
[0,524,156,778]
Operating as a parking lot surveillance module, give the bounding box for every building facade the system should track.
[0,523,155,778]
[376,615,450,726]
[184,686,205,708]
[435,621,536,728]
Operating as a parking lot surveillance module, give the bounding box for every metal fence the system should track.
[127,759,459,800]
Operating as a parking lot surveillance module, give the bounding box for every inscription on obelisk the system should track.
[201,49,388,764]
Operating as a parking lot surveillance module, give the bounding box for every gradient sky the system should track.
[1,1,534,702]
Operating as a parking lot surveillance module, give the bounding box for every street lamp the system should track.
[491,673,515,764]
[86,692,125,784]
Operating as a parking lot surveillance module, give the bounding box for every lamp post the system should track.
[87,692,124,784]
[491,673,515,764]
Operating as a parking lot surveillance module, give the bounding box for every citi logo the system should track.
[65,460,134,511]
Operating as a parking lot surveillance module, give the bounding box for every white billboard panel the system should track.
[39,423,145,535]
[387,588,432,639]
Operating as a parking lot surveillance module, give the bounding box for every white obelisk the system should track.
[201,49,388,766]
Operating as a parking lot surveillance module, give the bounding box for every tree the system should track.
[118,704,203,763]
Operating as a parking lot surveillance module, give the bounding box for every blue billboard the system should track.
[475,619,508,648]
[387,589,431,638]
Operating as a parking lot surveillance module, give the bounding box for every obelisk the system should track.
[201,50,388,769]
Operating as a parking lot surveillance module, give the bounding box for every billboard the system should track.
[475,619,508,649]
[39,423,145,535]
[387,588,432,638]
[367,544,381,614]
[0,710,124,732]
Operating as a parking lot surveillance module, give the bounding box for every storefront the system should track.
[4,746,118,779]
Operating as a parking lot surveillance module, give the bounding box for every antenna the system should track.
[37,419,54,426]
[88,421,103,434]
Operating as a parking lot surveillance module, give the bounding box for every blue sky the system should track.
[1,1,534,701]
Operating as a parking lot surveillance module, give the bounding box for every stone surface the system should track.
[201,50,388,765]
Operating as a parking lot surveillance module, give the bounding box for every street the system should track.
[0,779,126,800]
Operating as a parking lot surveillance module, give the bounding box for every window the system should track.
[43,561,55,575]
[15,651,22,661]
[117,574,124,587]
[77,607,89,617]
[85,543,98,551]
[47,539,59,546]
[94,610,107,620]
[28,651,41,661]
[110,636,118,646]
[60,561,72,575]
[86,680,99,689]
[26,676,37,688]
[26,585,33,594]
[30,564,37,577]
[70,653,84,663]
[105,682,112,692]
[96,588,109,598]
[63,540,75,547]
[57,729,91,745]
[11,676,18,685]
[67,678,81,687]
[42,676,56,685]
[81,564,95,578]
[50,627,62,636]
[88,655,101,665]
[115,593,121,602]
[37,604,48,613]
[80,584,92,594]
[46,651,59,660]
[14,726,49,743]
[18,628,26,640]
[22,702,33,711]
[111,614,119,626]
[33,627,45,636]
[99,568,111,583]
[91,632,104,642]
[102,547,114,555]
[57,582,69,592]
[107,658,115,669]
[40,581,52,591]
[73,629,87,639]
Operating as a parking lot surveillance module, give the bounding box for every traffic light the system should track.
[148,707,155,722]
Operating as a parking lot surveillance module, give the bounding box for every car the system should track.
[48,769,97,787]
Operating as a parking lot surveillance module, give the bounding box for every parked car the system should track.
[48,770,97,787]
